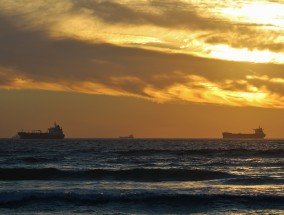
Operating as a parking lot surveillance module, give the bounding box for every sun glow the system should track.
[221,2,284,27]
[142,75,284,108]
[208,45,284,63]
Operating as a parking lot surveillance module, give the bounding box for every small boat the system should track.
[119,134,134,139]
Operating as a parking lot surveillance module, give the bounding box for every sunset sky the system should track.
[1,0,284,138]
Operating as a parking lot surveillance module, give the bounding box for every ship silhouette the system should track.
[17,123,65,139]
[119,134,134,139]
[222,127,265,139]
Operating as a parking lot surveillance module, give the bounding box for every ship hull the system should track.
[222,132,265,139]
[17,132,65,139]
[119,136,134,139]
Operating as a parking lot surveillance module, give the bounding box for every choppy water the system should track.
[0,138,283,214]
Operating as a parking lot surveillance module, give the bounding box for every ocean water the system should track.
[0,138,283,214]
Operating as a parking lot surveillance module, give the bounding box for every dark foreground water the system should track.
[0,138,283,214]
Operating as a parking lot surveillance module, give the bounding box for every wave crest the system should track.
[0,168,235,181]
[0,191,283,208]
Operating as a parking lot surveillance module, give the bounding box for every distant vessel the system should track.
[222,127,266,139]
[18,123,65,139]
[119,134,134,139]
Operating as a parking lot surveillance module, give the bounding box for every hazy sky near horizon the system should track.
[1,0,284,138]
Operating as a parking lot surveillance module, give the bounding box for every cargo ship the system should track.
[18,123,65,139]
[222,127,265,139]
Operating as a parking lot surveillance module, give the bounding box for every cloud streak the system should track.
[2,65,284,109]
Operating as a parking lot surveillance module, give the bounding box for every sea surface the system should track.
[0,138,283,214]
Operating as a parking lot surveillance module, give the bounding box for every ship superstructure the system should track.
[222,127,265,139]
[18,123,65,139]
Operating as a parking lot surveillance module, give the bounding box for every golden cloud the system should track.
[2,67,284,109]
[1,0,284,109]
[0,68,140,98]
[143,75,284,108]
[1,0,284,63]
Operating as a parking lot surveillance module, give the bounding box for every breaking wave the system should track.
[224,177,284,185]
[21,156,60,163]
[0,191,283,209]
[0,168,236,181]
[117,149,284,157]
